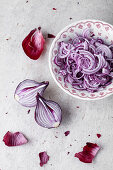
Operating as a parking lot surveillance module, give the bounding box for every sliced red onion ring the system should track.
[96,44,112,58]
[14,79,49,107]
[75,142,100,163]
[22,27,45,60]
[59,42,75,59]
[82,54,105,75]
[84,75,100,91]
[83,41,89,50]
[39,151,49,167]
[102,67,110,75]
[35,95,62,128]
[3,131,28,147]
[82,28,94,39]
[54,29,113,92]
[110,72,113,77]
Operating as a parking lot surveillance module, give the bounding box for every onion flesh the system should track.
[54,29,113,92]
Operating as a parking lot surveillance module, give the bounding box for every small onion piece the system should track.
[14,79,49,107]
[75,142,100,163]
[48,34,56,38]
[39,151,49,167]
[82,28,94,39]
[35,95,62,128]
[22,27,45,60]
[64,131,70,136]
[3,131,28,147]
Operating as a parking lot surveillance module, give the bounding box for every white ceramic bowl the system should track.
[49,19,113,100]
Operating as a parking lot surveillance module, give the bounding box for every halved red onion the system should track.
[22,27,45,60]
[3,131,28,147]
[35,95,62,128]
[75,142,100,163]
[14,79,49,107]
[39,151,49,167]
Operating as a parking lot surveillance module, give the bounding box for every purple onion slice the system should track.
[14,79,49,107]
[35,95,62,128]
[54,29,113,92]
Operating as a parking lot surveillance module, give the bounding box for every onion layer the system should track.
[22,27,45,60]
[35,95,62,128]
[14,79,49,107]
[3,131,28,147]
[75,142,100,163]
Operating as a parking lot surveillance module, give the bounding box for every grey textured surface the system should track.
[0,0,113,170]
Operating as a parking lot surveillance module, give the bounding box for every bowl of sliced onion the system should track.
[49,19,113,100]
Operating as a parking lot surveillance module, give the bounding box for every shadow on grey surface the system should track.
[41,30,52,57]
[60,103,73,126]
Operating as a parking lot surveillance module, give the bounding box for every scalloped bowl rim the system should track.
[49,19,113,100]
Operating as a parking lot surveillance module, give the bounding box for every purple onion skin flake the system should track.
[54,29,113,92]
[64,131,70,136]
[48,34,56,38]
[39,152,49,167]
[3,131,28,147]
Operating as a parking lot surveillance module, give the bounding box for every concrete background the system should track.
[0,0,113,169]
